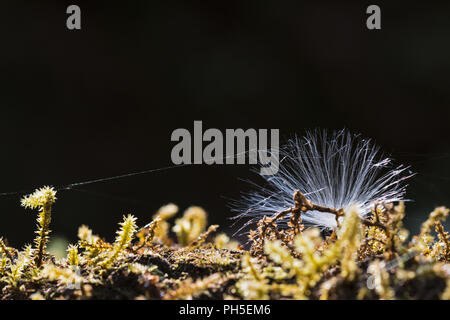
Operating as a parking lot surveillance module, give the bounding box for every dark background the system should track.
[0,1,449,247]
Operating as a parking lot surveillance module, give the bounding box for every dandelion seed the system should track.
[231,129,414,233]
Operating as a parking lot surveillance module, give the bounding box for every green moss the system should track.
[0,186,448,300]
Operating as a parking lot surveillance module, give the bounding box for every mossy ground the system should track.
[0,188,449,300]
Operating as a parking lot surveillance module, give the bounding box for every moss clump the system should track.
[0,186,449,300]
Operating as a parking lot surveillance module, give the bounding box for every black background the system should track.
[0,1,449,247]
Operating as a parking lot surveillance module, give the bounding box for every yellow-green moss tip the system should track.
[21,186,57,210]
[172,206,207,246]
[67,245,79,266]
[99,214,137,269]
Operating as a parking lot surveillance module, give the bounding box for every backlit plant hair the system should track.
[232,129,413,233]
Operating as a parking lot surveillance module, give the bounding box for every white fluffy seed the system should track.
[231,129,413,233]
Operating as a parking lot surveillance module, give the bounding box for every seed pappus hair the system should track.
[231,129,414,233]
